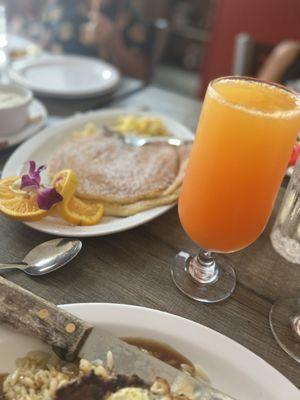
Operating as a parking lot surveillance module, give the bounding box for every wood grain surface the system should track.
[0,85,299,389]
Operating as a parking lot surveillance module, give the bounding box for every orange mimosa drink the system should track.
[179,78,300,253]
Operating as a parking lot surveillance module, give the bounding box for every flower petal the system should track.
[20,174,40,190]
[31,164,46,185]
[28,160,36,176]
[37,187,63,210]
[37,165,46,174]
[22,160,46,185]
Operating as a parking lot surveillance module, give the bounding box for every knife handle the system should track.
[0,276,92,361]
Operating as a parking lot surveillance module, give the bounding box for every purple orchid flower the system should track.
[36,186,63,210]
[20,161,63,210]
[21,161,46,191]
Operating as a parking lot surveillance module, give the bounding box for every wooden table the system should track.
[0,85,299,390]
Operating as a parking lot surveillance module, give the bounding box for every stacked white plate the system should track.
[9,54,121,99]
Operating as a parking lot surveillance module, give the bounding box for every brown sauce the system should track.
[122,337,195,374]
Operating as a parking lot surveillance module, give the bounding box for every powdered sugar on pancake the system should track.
[48,130,189,204]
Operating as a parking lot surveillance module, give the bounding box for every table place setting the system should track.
[0,238,82,276]
[1,32,143,118]
[0,82,47,150]
[0,70,299,400]
[1,0,300,395]
[0,10,300,396]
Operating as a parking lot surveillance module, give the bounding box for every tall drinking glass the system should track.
[269,158,300,362]
[171,77,300,303]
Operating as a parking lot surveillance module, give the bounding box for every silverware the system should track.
[0,238,82,276]
[103,126,193,147]
[122,135,193,147]
[0,278,235,400]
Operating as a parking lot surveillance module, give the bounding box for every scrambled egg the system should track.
[115,115,169,137]
[70,114,169,143]
[107,387,170,400]
[106,378,177,400]
[107,388,152,400]
[71,123,97,139]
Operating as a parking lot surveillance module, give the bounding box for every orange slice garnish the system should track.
[0,170,103,225]
[52,169,78,202]
[0,176,21,201]
[0,192,48,221]
[0,176,48,221]
[57,196,104,226]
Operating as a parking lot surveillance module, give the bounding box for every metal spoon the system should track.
[122,135,193,147]
[103,126,193,147]
[0,238,82,276]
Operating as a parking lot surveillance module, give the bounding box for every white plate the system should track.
[0,99,47,150]
[9,54,121,99]
[0,303,298,400]
[2,109,194,237]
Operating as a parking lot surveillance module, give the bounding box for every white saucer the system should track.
[0,99,47,150]
[9,54,121,99]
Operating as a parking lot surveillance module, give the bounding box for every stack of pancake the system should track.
[48,128,190,217]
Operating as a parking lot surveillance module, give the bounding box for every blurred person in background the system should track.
[257,40,300,85]
[44,0,153,79]
[6,0,153,80]
[6,0,45,40]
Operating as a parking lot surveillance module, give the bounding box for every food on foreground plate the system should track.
[53,169,104,226]
[48,124,190,217]
[71,123,98,140]
[0,162,62,221]
[102,190,180,217]
[0,117,190,224]
[114,115,169,137]
[2,351,192,400]
[0,163,104,226]
[52,169,78,202]
[55,372,187,400]
[57,196,104,226]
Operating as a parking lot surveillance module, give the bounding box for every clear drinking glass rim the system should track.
[208,76,300,118]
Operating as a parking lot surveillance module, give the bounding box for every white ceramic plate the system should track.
[2,109,194,237]
[9,54,121,99]
[0,303,298,400]
[0,99,47,150]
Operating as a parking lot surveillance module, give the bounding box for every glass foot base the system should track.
[269,298,300,363]
[171,251,236,303]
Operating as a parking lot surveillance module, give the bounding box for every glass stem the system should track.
[188,249,219,284]
[290,313,300,340]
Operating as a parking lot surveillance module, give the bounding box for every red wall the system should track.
[200,0,300,97]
